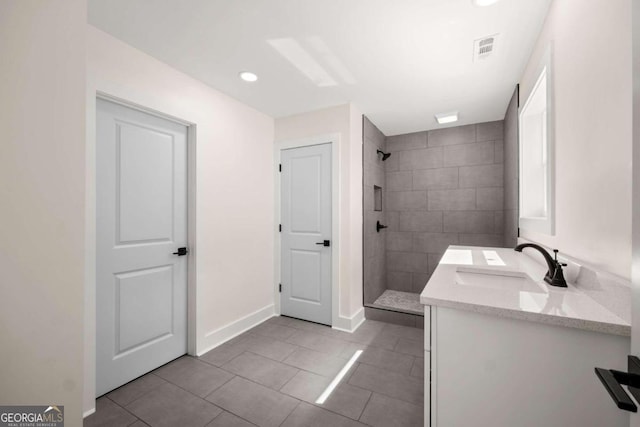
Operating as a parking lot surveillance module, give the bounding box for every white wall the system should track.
[631,1,640,425]
[0,1,86,425]
[349,105,364,314]
[275,104,364,325]
[519,0,632,279]
[85,26,274,413]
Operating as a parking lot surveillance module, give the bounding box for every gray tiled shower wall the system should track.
[363,117,387,305]
[383,121,506,294]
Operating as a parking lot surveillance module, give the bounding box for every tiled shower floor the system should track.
[371,290,423,315]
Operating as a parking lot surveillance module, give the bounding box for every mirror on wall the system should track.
[519,45,555,235]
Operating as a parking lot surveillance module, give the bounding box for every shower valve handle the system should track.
[376,221,388,232]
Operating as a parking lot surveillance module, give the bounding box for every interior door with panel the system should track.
[96,98,188,396]
[280,143,332,325]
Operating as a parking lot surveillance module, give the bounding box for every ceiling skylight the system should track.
[267,38,338,87]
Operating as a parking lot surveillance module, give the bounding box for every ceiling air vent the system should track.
[473,34,498,61]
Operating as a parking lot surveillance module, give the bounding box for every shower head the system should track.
[377,150,391,161]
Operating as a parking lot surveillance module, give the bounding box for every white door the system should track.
[281,143,332,325]
[96,99,188,396]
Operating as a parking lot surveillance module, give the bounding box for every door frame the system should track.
[274,134,340,328]
[88,92,198,403]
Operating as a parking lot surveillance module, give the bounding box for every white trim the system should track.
[274,133,341,327]
[186,123,198,356]
[430,305,437,427]
[96,92,192,126]
[83,408,96,419]
[84,91,98,415]
[518,44,555,236]
[332,307,366,333]
[198,304,276,356]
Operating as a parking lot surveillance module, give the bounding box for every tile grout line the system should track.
[276,401,302,427]
[94,320,424,426]
[219,349,301,390]
[104,372,168,412]
[126,359,237,422]
[350,380,424,409]
[206,374,303,427]
[102,395,143,426]
[356,389,375,424]
[274,350,385,423]
[208,406,260,427]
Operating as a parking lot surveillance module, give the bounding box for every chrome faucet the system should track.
[514,243,568,287]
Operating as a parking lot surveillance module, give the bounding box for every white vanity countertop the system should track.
[420,246,631,336]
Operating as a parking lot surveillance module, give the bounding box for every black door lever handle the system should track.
[595,356,640,412]
[595,368,638,412]
[315,240,330,247]
[173,247,189,256]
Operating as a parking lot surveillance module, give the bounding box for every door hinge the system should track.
[279,284,282,293]
[279,164,282,172]
[279,224,282,232]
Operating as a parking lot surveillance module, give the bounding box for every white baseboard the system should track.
[332,307,365,333]
[83,408,96,418]
[197,304,275,356]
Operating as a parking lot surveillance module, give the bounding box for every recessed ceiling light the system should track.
[472,0,500,6]
[239,71,258,82]
[435,112,459,124]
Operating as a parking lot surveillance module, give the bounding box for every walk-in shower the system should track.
[362,114,511,325]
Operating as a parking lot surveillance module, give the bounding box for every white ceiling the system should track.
[88,0,551,136]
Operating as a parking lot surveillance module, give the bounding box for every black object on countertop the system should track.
[514,243,567,287]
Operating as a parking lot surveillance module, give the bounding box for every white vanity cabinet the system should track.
[422,246,631,427]
[424,305,629,427]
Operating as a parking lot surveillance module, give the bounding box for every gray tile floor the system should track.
[85,316,424,427]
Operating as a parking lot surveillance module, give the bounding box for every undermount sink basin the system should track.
[455,267,544,293]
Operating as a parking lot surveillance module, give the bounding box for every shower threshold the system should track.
[368,290,423,316]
